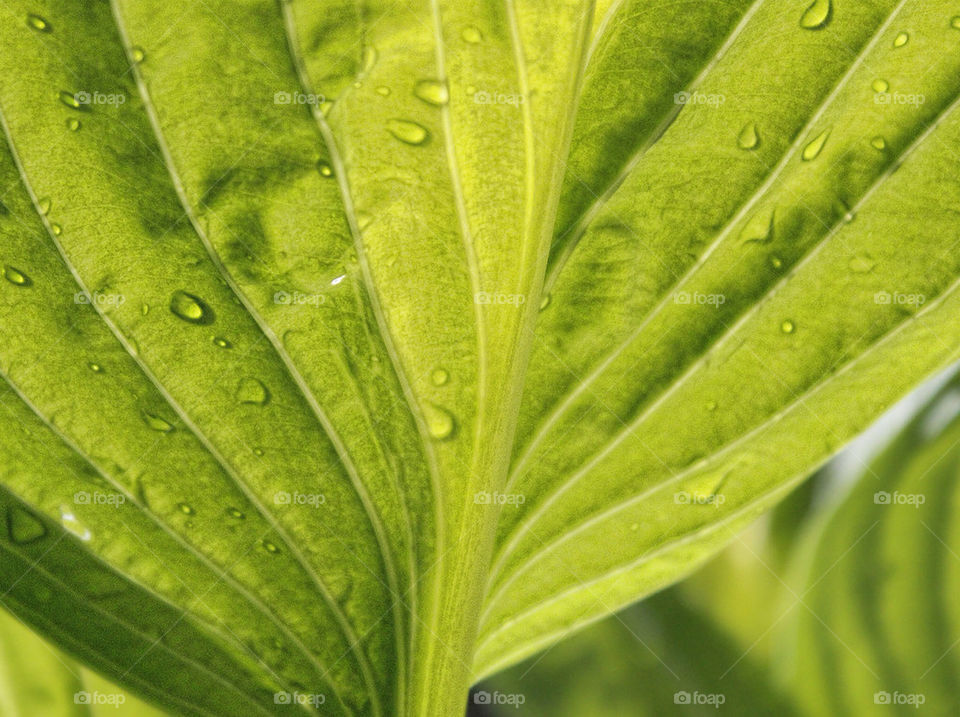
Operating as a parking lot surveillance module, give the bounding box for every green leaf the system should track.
[0,1,959,714]
[782,372,960,715]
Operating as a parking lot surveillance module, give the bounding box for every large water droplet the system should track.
[38,197,51,215]
[870,135,887,150]
[461,26,483,43]
[800,0,832,30]
[872,78,889,93]
[26,13,51,32]
[3,265,31,286]
[170,290,214,325]
[414,79,449,106]
[51,223,62,236]
[431,368,449,386]
[141,410,175,433]
[802,129,830,161]
[7,506,47,544]
[59,506,91,541]
[893,32,909,48]
[58,90,82,109]
[236,377,270,406]
[737,122,760,150]
[739,208,775,243]
[424,403,455,440]
[387,119,430,145]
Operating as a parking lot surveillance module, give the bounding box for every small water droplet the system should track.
[261,539,280,554]
[141,410,175,433]
[330,274,346,286]
[317,161,334,178]
[227,507,245,519]
[431,368,449,386]
[59,507,91,541]
[387,118,430,145]
[177,502,195,515]
[893,32,909,48]
[462,26,483,43]
[952,16,960,30]
[849,254,875,273]
[236,377,270,406]
[7,506,47,544]
[362,46,378,72]
[213,336,232,349]
[424,403,455,440]
[131,46,145,63]
[58,90,81,109]
[357,212,373,230]
[375,86,391,96]
[38,197,51,215]
[89,362,103,373]
[539,293,552,310]
[802,129,830,161]
[781,319,796,334]
[26,13,51,32]
[414,79,449,106]
[630,522,639,531]
[253,447,265,457]
[770,255,783,270]
[3,265,31,286]
[872,78,889,93]
[740,208,775,243]
[800,0,832,30]
[51,223,62,235]
[170,290,214,325]
[737,121,760,150]
[67,118,81,131]
[871,135,887,150]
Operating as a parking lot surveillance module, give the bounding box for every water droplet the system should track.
[131,46,146,63]
[952,16,960,30]
[387,119,430,145]
[800,0,832,30]
[7,506,47,544]
[424,403,455,440]
[236,377,270,406]
[26,14,51,32]
[539,293,552,310]
[737,122,760,150]
[431,368,449,386]
[362,46,378,72]
[802,129,830,161]
[414,79,449,106]
[630,522,639,531]
[317,161,334,178]
[872,78,889,93]
[770,255,784,270]
[375,86,391,96]
[51,223,62,235]
[871,135,887,150]
[3,265,31,286]
[141,410,175,433]
[739,208,775,243]
[330,274,346,286]
[261,539,280,554]
[462,26,483,43]
[781,319,796,334]
[59,507,91,541]
[169,290,214,325]
[357,212,373,230]
[253,447,265,457]
[88,362,103,373]
[58,90,81,109]
[706,400,718,411]
[67,118,81,131]
[893,32,909,48]
[227,507,245,519]
[177,502,195,516]
[849,254,875,273]
[38,197,51,215]
[141,303,150,316]
[213,336,232,349]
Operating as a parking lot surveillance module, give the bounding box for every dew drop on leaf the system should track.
[893,32,909,48]
[141,410,175,433]
[952,16,960,30]
[781,319,796,334]
[357,211,373,230]
[739,208,774,243]
[6,506,47,544]
[706,400,718,411]
[38,196,51,215]
[261,539,280,554]
[424,403,455,440]
[227,507,245,520]
[849,254,875,273]
[170,290,214,325]
[414,79,450,106]
[387,119,430,145]
[26,13,51,32]
[59,506,91,541]
[375,86,391,96]
[3,265,31,286]
[770,255,783,270]
[871,135,887,150]
[362,45,378,72]
[461,26,483,43]
[67,118,81,131]
[213,336,232,349]
[737,121,760,150]
[131,46,146,63]
[88,362,103,373]
[431,368,449,386]
[178,503,195,516]
[236,377,271,406]
[58,90,81,109]
[317,161,334,178]
[539,293,552,310]
[802,129,830,161]
[872,78,889,93]
[51,223,62,235]
[800,0,832,30]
